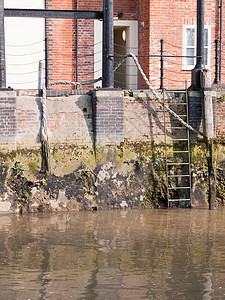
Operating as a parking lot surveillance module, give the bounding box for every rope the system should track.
[40,78,102,171]
[49,79,102,86]
[49,81,80,87]
[41,82,50,173]
[114,56,127,72]
[120,53,203,136]
[80,77,102,86]
[39,51,202,173]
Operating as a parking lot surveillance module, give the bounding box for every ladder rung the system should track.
[171,138,188,141]
[164,122,186,125]
[168,174,190,177]
[167,163,189,165]
[168,199,191,202]
[166,127,188,129]
[165,89,186,92]
[164,103,186,105]
[163,95,192,206]
[168,187,191,189]
[167,150,189,153]
[164,89,186,91]
[165,114,187,117]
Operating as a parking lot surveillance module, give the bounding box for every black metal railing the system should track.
[4,38,224,91]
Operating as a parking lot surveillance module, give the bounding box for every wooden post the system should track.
[200,69,216,209]
[207,139,216,210]
[201,70,214,139]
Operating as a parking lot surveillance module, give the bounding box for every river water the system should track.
[1,208,225,299]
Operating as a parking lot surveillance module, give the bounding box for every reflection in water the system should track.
[1,208,225,299]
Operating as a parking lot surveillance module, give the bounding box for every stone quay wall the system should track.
[0,88,225,213]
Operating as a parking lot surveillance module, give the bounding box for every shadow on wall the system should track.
[74,94,94,145]
[124,91,173,145]
[35,97,42,144]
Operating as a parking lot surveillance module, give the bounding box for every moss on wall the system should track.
[0,140,225,213]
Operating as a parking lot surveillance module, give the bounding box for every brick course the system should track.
[0,92,17,149]
[216,100,225,139]
[92,90,124,145]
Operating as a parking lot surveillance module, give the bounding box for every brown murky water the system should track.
[1,208,225,299]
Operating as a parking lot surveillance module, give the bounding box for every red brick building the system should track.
[5,0,225,90]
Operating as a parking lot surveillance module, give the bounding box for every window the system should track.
[183,25,211,70]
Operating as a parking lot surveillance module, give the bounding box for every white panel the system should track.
[94,20,103,88]
[4,0,45,89]
[5,0,44,9]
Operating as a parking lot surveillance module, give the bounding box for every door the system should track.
[94,20,138,90]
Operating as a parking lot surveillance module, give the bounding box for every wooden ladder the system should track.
[163,89,192,208]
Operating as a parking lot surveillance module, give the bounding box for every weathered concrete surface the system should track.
[0,143,166,213]
[1,140,225,213]
[16,94,93,149]
[1,90,178,152]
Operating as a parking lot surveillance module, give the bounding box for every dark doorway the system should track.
[114,26,127,89]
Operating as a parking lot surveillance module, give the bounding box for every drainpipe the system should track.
[219,0,223,82]
[0,0,6,88]
[102,0,114,88]
[192,0,205,89]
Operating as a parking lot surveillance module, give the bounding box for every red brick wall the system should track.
[138,0,151,89]
[46,0,137,90]
[140,0,220,90]
[46,0,76,89]
[216,98,225,139]
[46,0,223,91]
[114,0,138,20]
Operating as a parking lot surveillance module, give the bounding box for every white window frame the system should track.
[182,25,211,70]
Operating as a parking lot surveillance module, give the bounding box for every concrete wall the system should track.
[0,90,185,151]
[124,92,165,143]
[2,91,93,150]
[1,89,225,151]
[1,88,225,151]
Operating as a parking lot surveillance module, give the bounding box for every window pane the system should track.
[204,29,208,46]
[204,48,208,65]
[186,48,195,65]
[186,28,195,46]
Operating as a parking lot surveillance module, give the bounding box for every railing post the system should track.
[192,0,205,89]
[102,0,114,89]
[38,60,44,95]
[45,37,49,89]
[160,39,164,90]
[219,0,223,83]
[214,39,219,84]
[76,0,78,88]
[0,0,6,89]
